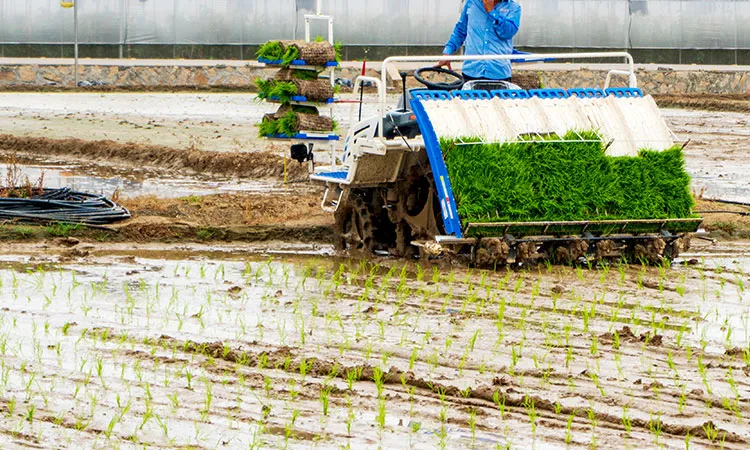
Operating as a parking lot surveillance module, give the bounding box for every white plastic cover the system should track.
[420,95,675,157]
[0,0,747,49]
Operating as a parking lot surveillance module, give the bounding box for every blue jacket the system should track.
[443,0,522,80]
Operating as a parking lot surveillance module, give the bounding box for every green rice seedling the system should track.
[564,413,574,444]
[376,397,386,431]
[703,421,718,443]
[320,385,332,416]
[523,396,538,435]
[492,391,506,419]
[256,41,284,60]
[648,412,663,445]
[468,408,477,445]
[441,133,694,225]
[334,40,343,63]
[621,405,632,436]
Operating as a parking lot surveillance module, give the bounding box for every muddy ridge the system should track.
[655,94,750,113]
[0,134,308,180]
[90,329,747,446]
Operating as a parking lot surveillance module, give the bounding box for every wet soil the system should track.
[662,108,750,204]
[0,240,746,449]
[694,199,750,239]
[0,134,308,181]
[654,94,750,114]
[0,81,747,450]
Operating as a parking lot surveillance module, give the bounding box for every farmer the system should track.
[437,0,522,83]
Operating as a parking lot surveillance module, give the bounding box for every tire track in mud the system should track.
[86,328,748,447]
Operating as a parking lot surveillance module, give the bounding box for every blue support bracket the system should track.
[268,95,336,104]
[258,58,338,68]
[264,133,340,141]
[529,88,569,99]
[409,97,463,238]
[411,90,452,101]
[605,87,644,98]
[510,49,557,63]
[451,90,491,100]
[568,88,607,98]
[491,89,530,99]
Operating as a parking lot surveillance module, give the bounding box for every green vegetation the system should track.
[256,39,341,66]
[259,111,298,137]
[255,41,285,61]
[440,132,694,224]
[255,79,298,103]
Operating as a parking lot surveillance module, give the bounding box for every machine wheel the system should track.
[333,197,375,253]
[628,238,668,265]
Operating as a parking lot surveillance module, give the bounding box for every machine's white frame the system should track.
[357,52,638,141]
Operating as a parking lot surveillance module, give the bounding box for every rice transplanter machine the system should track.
[296,52,702,264]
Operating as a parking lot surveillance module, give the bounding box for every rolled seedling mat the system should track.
[290,112,334,133]
[289,41,336,65]
[256,40,296,60]
[274,69,321,81]
[258,40,335,66]
[290,79,334,102]
[271,104,320,119]
[257,79,333,103]
[261,111,333,136]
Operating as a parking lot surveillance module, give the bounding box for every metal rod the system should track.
[74,0,79,87]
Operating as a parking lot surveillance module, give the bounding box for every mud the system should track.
[662,108,750,204]
[0,85,747,450]
[0,157,301,199]
[0,134,308,180]
[694,199,750,239]
[654,94,750,114]
[0,240,747,449]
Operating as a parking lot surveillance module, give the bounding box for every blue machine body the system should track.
[408,87,644,239]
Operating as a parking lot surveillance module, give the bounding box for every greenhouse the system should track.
[0,0,748,63]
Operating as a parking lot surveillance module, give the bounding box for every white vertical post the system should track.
[74,0,79,87]
[316,0,322,15]
[119,0,125,59]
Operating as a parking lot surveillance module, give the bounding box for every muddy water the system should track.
[0,241,747,449]
[663,109,750,203]
[0,160,294,198]
[0,92,390,155]
[1,93,746,206]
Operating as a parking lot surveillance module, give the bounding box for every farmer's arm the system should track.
[489,4,521,39]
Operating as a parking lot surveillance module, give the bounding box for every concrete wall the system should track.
[0,62,748,95]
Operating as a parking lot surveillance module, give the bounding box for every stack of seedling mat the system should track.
[256,40,340,139]
[440,132,695,225]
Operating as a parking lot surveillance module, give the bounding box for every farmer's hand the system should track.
[436,55,452,70]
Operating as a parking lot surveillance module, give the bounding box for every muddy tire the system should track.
[333,197,375,253]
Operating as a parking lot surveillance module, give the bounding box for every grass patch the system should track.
[45,222,83,237]
[441,131,694,224]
